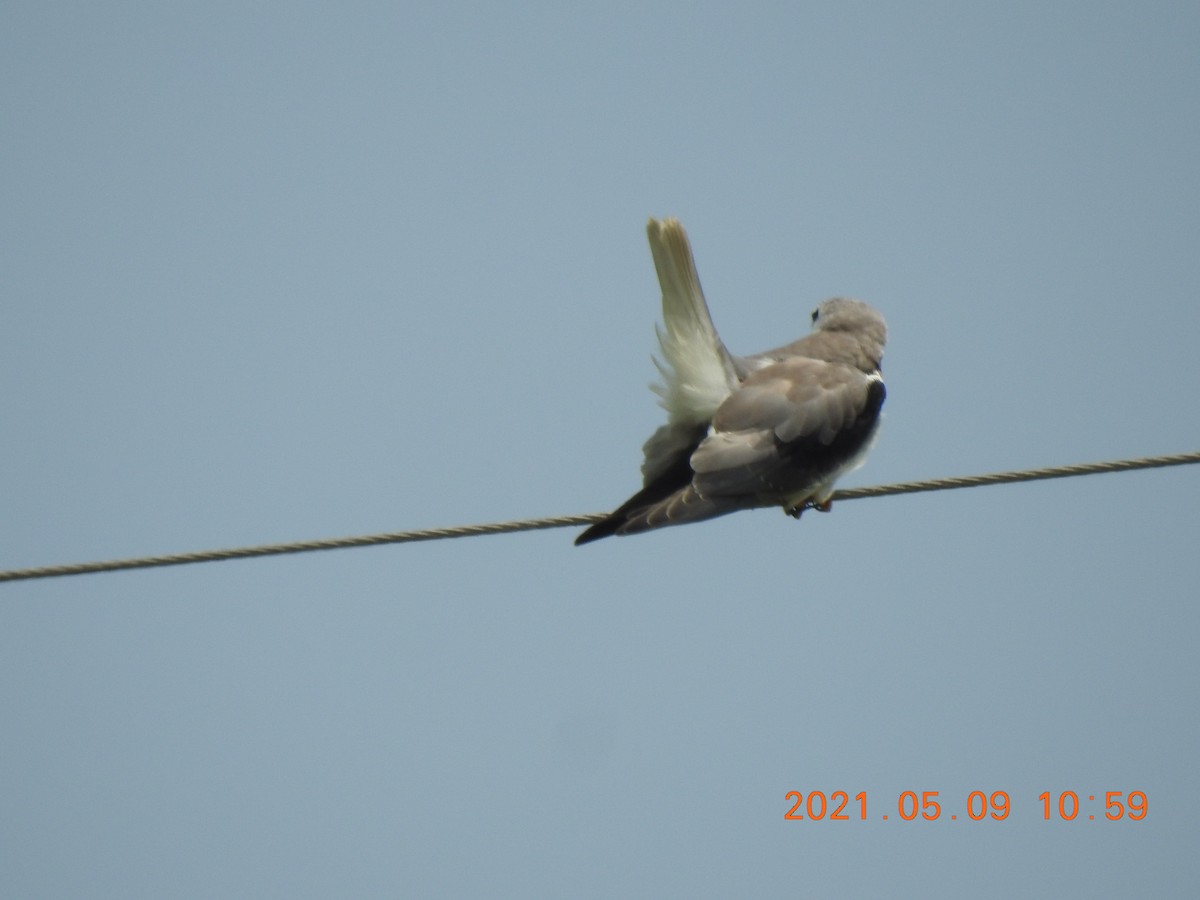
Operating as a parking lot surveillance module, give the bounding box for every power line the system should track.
[1,450,1197,584]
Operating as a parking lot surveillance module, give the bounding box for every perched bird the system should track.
[575,218,887,545]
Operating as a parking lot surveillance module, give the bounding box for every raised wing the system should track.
[646,218,741,425]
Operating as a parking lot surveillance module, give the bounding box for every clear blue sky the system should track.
[3,2,1198,896]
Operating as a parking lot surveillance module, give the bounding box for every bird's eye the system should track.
[810,308,819,323]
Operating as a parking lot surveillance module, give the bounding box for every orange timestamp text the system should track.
[783,790,1147,822]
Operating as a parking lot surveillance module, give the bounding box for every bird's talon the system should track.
[813,499,833,513]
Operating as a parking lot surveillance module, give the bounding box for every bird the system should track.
[575,218,887,545]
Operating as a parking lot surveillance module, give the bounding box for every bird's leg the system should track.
[812,499,833,513]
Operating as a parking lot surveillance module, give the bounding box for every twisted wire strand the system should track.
[2,450,1197,584]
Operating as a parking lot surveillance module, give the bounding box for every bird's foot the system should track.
[785,498,833,519]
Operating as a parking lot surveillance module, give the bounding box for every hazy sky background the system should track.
[3,2,1198,896]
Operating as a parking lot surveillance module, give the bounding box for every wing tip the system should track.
[646,217,688,254]
[574,517,622,546]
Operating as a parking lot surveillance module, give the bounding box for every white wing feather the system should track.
[645,218,740,424]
